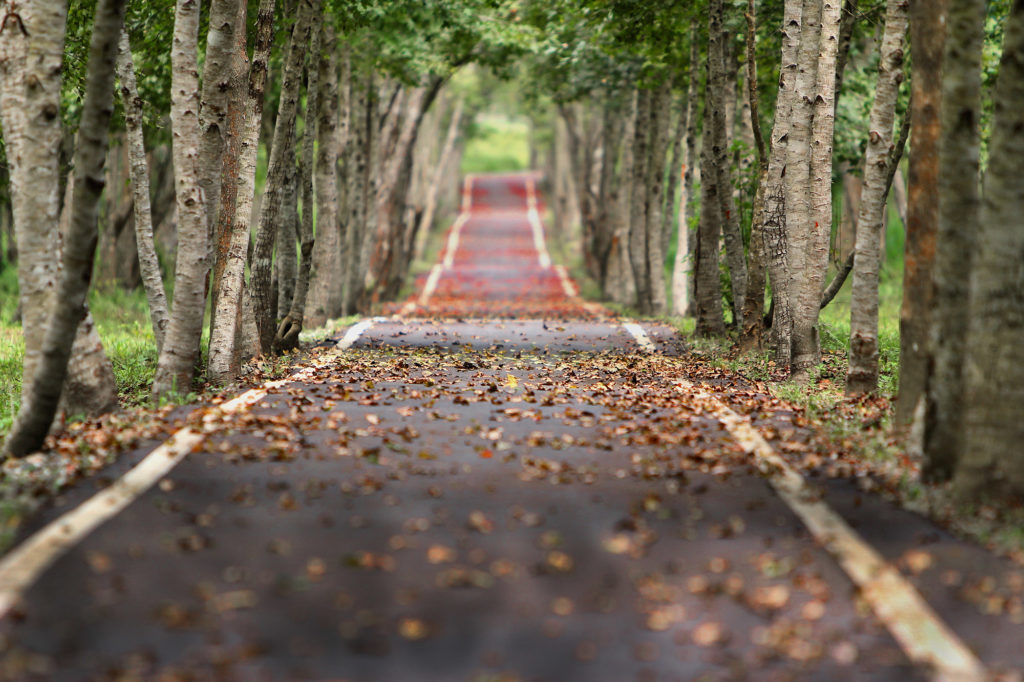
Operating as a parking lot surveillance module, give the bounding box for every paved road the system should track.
[1,174,1022,681]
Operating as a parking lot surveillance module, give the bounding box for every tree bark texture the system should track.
[897,0,946,425]
[673,24,702,318]
[208,0,275,384]
[116,32,170,353]
[343,70,371,315]
[276,149,299,318]
[276,18,323,350]
[846,0,908,394]
[696,38,727,337]
[663,97,685,273]
[198,0,243,234]
[628,88,653,314]
[739,0,771,352]
[644,80,671,315]
[761,0,803,367]
[306,23,343,328]
[152,0,212,399]
[250,0,312,354]
[413,97,463,265]
[709,0,746,325]
[1,0,65,403]
[3,0,125,458]
[925,0,984,481]
[958,0,1024,502]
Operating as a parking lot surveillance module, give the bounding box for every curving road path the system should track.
[0,174,1022,681]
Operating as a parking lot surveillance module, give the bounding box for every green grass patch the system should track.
[461,115,530,175]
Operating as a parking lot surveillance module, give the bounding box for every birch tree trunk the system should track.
[306,24,343,328]
[662,97,685,268]
[673,24,701,318]
[276,19,323,350]
[208,0,275,384]
[739,0,771,352]
[276,155,299,317]
[116,32,169,353]
[644,80,672,315]
[958,0,1024,502]
[1,0,65,403]
[413,98,463,263]
[198,0,243,233]
[925,0,985,481]
[897,0,946,425]
[343,70,371,315]
[695,33,727,337]
[761,0,803,367]
[791,0,842,379]
[152,0,211,400]
[846,0,909,394]
[709,0,746,325]
[784,0,822,379]
[250,0,312,354]
[628,88,653,314]
[3,0,125,458]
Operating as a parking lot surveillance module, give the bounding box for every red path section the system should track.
[393,173,604,319]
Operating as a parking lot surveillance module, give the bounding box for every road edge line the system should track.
[525,177,552,269]
[620,321,986,682]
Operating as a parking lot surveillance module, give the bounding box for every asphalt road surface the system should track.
[0,174,1022,682]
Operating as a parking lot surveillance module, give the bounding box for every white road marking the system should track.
[622,322,657,352]
[554,265,577,298]
[419,265,443,305]
[621,321,987,682]
[0,317,385,619]
[525,177,552,269]
[441,213,470,271]
[337,317,379,350]
[0,318,383,620]
[461,174,474,213]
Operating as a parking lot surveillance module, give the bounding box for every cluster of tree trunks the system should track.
[0,0,467,457]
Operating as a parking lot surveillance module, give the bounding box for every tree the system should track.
[846,0,909,394]
[3,0,126,457]
[924,0,985,481]
[897,0,946,424]
[958,0,1024,502]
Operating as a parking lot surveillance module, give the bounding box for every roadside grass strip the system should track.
[0,319,378,620]
[621,321,986,682]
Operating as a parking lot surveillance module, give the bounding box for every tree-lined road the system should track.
[1,175,1022,681]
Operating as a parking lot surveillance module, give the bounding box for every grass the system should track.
[461,115,530,175]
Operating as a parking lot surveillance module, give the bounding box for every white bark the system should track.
[152,0,211,399]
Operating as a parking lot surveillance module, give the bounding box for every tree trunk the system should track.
[897,0,946,425]
[276,17,323,351]
[413,97,463,264]
[3,0,125,458]
[152,0,212,400]
[761,0,803,367]
[958,0,1024,502]
[198,0,243,233]
[673,23,701,318]
[0,0,65,404]
[306,23,343,328]
[662,96,685,272]
[644,80,671,315]
[249,0,312,354]
[628,88,652,314]
[793,0,842,378]
[846,0,909,394]
[924,0,984,481]
[594,96,625,293]
[276,157,299,317]
[343,70,371,315]
[208,0,275,384]
[709,0,746,325]
[116,32,170,353]
[739,0,771,352]
[695,20,727,338]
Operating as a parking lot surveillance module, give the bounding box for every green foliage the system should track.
[461,115,530,174]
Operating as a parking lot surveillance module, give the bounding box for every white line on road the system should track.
[337,317,380,350]
[525,177,552,269]
[441,213,470,271]
[0,320,377,619]
[620,321,986,682]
